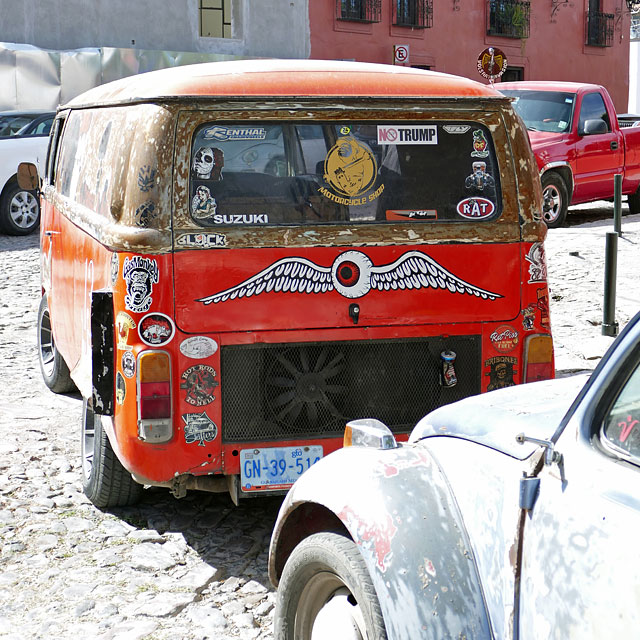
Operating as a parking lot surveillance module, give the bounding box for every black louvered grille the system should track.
[221,336,481,442]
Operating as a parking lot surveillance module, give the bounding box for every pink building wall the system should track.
[309,1,631,111]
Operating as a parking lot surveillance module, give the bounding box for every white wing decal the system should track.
[369,251,502,300]
[196,257,333,305]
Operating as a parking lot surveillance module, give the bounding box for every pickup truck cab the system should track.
[499,81,640,227]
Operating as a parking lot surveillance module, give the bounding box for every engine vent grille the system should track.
[221,336,481,442]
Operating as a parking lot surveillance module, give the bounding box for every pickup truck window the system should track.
[500,90,575,134]
[578,92,611,132]
[189,121,502,226]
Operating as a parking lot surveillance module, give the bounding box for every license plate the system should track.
[240,445,323,492]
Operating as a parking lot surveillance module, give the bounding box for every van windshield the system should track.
[189,121,502,226]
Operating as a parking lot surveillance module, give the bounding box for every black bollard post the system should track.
[602,231,618,337]
[614,173,622,235]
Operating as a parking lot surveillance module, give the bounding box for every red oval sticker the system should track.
[456,197,495,219]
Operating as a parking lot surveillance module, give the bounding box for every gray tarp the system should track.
[0,41,245,111]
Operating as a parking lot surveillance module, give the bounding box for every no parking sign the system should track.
[393,44,409,65]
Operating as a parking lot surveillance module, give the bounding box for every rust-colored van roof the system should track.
[65,59,502,108]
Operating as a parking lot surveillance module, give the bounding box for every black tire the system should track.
[628,190,640,214]
[541,172,569,229]
[0,181,40,235]
[274,532,388,640]
[37,294,76,394]
[82,398,143,508]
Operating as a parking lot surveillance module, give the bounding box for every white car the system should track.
[0,110,54,235]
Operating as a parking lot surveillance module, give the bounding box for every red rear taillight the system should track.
[524,335,554,383]
[137,352,172,442]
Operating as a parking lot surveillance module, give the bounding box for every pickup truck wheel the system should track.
[0,181,40,235]
[541,172,568,229]
[628,190,640,214]
[275,531,388,640]
[82,398,143,509]
[37,294,76,394]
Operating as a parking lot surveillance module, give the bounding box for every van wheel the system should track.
[82,398,143,509]
[38,294,76,393]
[275,532,388,640]
[541,172,568,229]
[0,182,40,235]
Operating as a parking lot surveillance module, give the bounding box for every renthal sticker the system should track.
[485,356,517,391]
[139,312,175,347]
[176,233,226,249]
[385,209,437,221]
[197,250,503,304]
[121,351,136,378]
[456,197,495,219]
[338,505,398,573]
[490,325,519,353]
[182,412,218,446]
[443,125,471,135]
[192,147,224,180]
[323,136,377,199]
[110,253,119,286]
[180,365,219,406]
[377,125,437,145]
[135,200,156,227]
[465,162,495,193]
[471,130,490,158]
[526,243,547,283]
[116,372,126,405]
[537,287,550,328]
[180,336,219,359]
[202,126,267,142]
[123,256,159,313]
[192,185,218,219]
[116,312,136,350]
[137,165,157,192]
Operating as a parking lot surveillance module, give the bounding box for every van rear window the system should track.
[189,122,502,226]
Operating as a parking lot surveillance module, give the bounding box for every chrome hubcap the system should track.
[542,185,561,224]
[9,190,38,229]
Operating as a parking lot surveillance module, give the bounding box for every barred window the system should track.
[337,0,381,23]
[393,0,433,28]
[487,0,530,38]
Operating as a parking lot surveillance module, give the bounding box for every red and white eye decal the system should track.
[331,251,372,298]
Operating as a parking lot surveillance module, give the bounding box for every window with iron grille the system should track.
[632,12,640,41]
[487,0,530,38]
[337,0,381,22]
[586,11,614,46]
[393,0,433,28]
[199,0,232,38]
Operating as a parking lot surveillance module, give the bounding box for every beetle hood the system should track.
[410,373,589,459]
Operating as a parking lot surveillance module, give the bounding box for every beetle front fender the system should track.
[269,444,492,640]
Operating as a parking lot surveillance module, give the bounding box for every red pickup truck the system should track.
[499,81,640,227]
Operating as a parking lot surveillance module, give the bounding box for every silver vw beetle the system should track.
[269,311,640,639]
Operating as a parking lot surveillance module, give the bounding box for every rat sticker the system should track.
[139,312,175,347]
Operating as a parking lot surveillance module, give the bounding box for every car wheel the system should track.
[82,398,143,509]
[275,531,388,640]
[628,189,640,215]
[37,294,76,393]
[541,172,569,229]
[0,181,40,235]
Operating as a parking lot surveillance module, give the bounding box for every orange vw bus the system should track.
[28,60,553,508]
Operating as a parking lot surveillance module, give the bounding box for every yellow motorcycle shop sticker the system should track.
[318,136,383,205]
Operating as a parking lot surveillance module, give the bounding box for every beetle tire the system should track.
[37,294,76,394]
[274,531,388,640]
[541,172,569,229]
[0,180,40,235]
[81,398,143,508]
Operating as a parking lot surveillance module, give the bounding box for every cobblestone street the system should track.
[1,204,639,639]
